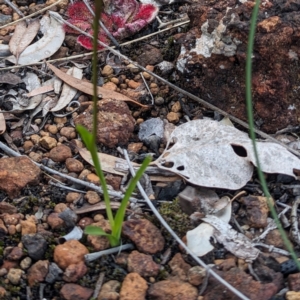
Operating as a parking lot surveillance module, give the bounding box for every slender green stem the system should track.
[246,0,300,269]
[91,0,114,227]
[112,156,152,240]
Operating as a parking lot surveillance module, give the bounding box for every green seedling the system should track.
[76,0,151,247]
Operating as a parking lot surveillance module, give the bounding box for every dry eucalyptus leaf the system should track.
[156,119,300,189]
[0,72,22,85]
[47,63,149,108]
[8,72,42,112]
[79,148,178,182]
[50,67,83,112]
[9,19,40,64]
[203,215,260,262]
[7,14,65,65]
[42,96,58,116]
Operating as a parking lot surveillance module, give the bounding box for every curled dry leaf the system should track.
[186,199,232,257]
[47,63,149,108]
[9,19,40,64]
[202,215,260,262]
[7,13,65,65]
[156,119,300,189]
[50,67,83,112]
[8,72,42,112]
[0,72,22,85]
[0,110,6,135]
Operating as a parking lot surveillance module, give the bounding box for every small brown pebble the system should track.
[65,158,84,173]
[20,219,36,235]
[54,117,67,124]
[60,283,93,300]
[7,225,16,235]
[23,140,34,151]
[47,213,64,230]
[66,192,81,203]
[98,280,120,300]
[54,240,89,270]
[101,65,114,76]
[39,136,57,150]
[54,203,67,213]
[28,152,42,163]
[47,125,58,134]
[171,101,181,113]
[127,80,141,89]
[60,127,77,140]
[103,82,117,91]
[79,169,91,180]
[78,217,93,229]
[167,112,180,123]
[49,145,72,162]
[86,173,100,185]
[128,143,143,153]
[119,273,148,300]
[30,134,40,144]
[84,191,101,204]
[110,77,119,84]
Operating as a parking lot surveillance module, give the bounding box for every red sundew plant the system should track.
[65,0,159,49]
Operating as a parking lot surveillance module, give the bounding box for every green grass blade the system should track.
[112,156,152,240]
[246,0,300,269]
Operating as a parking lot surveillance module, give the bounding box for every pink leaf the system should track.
[65,0,159,50]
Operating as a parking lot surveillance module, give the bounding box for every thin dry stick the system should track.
[0,0,63,29]
[49,11,300,158]
[122,149,250,300]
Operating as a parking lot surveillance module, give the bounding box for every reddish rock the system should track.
[65,158,84,173]
[98,280,120,300]
[1,213,22,226]
[84,191,101,205]
[122,219,165,254]
[168,253,191,281]
[20,219,37,235]
[0,156,40,198]
[60,127,77,140]
[127,250,160,277]
[136,44,163,67]
[60,283,93,300]
[240,196,269,228]
[288,273,300,292]
[175,0,300,133]
[119,272,148,300]
[53,240,89,270]
[148,279,198,300]
[265,229,285,249]
[203,267,282,300]
[105,174,122,191]
[6,247,24,261]
[63,261,88,282]
[47,213,64,230]
[188,266,206,286]
[0,202,17,214]
[49,145,72,162]
[74,99,135,148]
[27,260,49,287]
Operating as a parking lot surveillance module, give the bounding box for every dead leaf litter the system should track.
[0,0,300,300]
